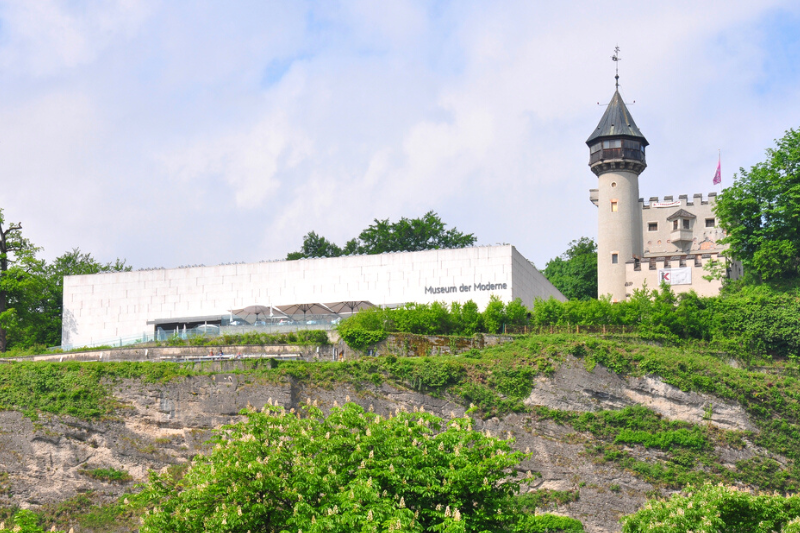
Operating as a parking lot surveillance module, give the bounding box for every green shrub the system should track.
[78,467,132,483]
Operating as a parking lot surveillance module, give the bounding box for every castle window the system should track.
[683,219,690,230]
[611,253,619,264]
[590,143,601,154]
[648,222,658,231]
[673,220,678,231]
[602,139,622,149]
[611,181,617,188]
[611,200,618,212]
[705,218,715,228]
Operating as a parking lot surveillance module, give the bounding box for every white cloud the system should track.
[0,0,152,76]
[0,0,798,269]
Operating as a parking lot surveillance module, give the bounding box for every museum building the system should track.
[61,245,565,348]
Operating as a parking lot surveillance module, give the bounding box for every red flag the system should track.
[713,158,721,185]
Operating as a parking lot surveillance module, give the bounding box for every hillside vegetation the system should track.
[339,283,800,361]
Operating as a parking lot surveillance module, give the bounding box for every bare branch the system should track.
[2,223,21,239]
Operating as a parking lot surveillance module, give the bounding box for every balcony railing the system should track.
[590,148,646,165]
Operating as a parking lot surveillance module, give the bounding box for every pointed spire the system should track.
[586,90,648,146]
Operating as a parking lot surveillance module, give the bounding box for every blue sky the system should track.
[1,0,799,269]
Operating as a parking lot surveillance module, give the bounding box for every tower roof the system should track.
[586,90,648,147]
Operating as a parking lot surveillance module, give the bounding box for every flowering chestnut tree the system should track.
[621,483,800,533]
[136,401,533,532]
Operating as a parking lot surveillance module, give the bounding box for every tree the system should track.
[135,401,534,533]
[0,208,130,352]
[287,212,476,260]
[715,128,800,281]
[542,237,598,300]
[621,483,800,533]
[356,212,476,255]
[0,208,39,352]
[287,231,346,261]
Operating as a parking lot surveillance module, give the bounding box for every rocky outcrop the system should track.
[0,359,768,533]
[525,356,754,432]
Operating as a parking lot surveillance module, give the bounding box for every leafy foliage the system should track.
[287,211,476,260]
[715,127,800,281]
[136,402,534,533]
[0,227,129,351]
[182,329,330,347]
[0,509,64,533]
[542,237,598,300]
[529,283,800,360]
[0,492,140,533]
[621,484,800,533]
[337,297,531,351]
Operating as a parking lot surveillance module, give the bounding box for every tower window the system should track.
[673,220,678,230]
[611,200,618,212]
[705,218,715,228]
[611,253,619,264]
[683,219,690,230]
[590,143,601,154]
[603,140,622,149]
[648,222,658,231]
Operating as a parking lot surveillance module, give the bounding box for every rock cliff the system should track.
[0,355,775,533]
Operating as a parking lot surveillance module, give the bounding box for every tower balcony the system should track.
[588,139,647,177]
[589,147,646,166]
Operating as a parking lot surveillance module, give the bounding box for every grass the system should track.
[79,467,132,483]
[0,361,199,419]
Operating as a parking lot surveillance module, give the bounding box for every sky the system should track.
[1,0,799,270]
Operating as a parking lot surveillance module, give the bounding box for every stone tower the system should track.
[587,90,648,301]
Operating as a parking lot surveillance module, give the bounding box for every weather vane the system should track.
[611,46,620,89]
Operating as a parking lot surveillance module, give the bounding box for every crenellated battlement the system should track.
[640,192,717,209]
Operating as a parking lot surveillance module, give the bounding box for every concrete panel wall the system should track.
[63,245,565,347]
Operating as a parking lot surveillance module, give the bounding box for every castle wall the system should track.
[624,253,726,298]
[640,193,726,257]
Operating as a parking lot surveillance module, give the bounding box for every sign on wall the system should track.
[658,267,692,286]
[425,282,508,295]
[651,200,682,208]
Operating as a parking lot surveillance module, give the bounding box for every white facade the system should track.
[62,245,565,347]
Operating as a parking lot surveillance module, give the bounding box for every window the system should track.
[611,181,617,188]
[648,222,658,232]
[673,220,678,230]
[623,140,640,150]
[683,219,690,230]
[705,218,715,228]
[611,201,618,212]
[611,253,619,264]
[602,139,621,149]
[590,143,601,154]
